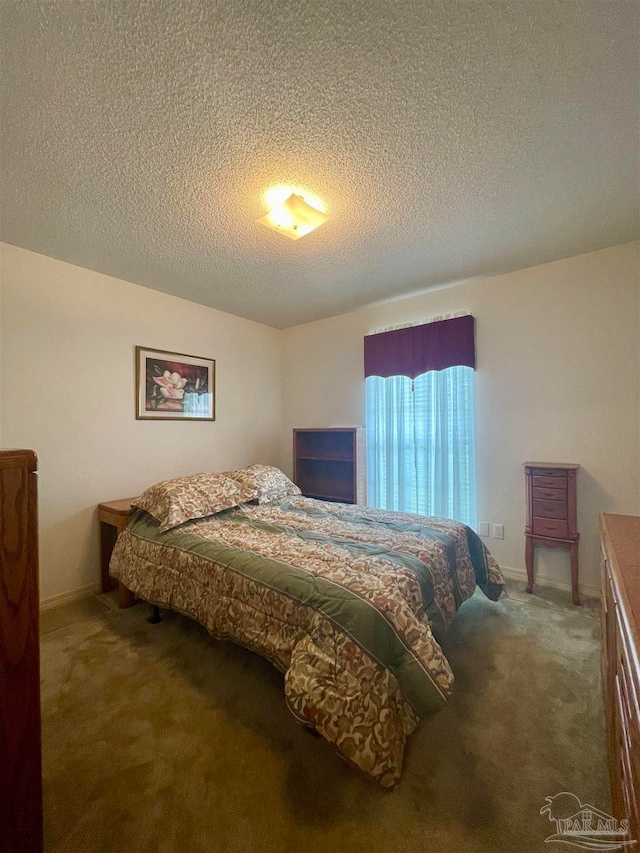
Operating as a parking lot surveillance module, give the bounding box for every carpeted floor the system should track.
[40,582,608,853]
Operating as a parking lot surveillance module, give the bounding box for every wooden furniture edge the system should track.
[0,449,37,470]
[525,533,580,546]
[98,499,136,603]
[599,511,639,840]
[118,582,136,609]
[98,497,136,511]
[524,462,580,470]
[293,427,364,432]
[599,513,640,654]
[0,448,43,851]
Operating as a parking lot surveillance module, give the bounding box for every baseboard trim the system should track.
[500,565,600,600]
[40,582,100,612]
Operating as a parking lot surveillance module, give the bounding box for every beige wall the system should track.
[281,242,640,596]
[0,244,282,601]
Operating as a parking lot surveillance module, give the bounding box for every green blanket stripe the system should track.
[279,500,466,608]
[288,499,500,600]
[228,510,448,642]
[128,511,448,716]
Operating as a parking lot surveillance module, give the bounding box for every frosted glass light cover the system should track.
[256,193,328,240]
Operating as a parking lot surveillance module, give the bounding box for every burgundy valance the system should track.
[364,315,476,379]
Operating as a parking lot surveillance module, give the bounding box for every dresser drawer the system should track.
[532,516,568,538]
[531,468,568,479]
[615,598,640,735]
[533,485,567,501]
[614,672,640,837]
[533,475,567,490]
[532,498,568,519]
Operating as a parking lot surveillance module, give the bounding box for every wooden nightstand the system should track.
[524,463,580,605]
[98,498,135,605]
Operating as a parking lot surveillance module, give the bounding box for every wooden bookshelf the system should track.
[293,428,365,504]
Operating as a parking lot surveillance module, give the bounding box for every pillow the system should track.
[225,464,301,504]
[133,472,256,532]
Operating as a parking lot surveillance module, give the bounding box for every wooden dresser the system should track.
[525,462,580,605]
[599,513,639,844]
[0,450,43,853]
[293,428,365,504]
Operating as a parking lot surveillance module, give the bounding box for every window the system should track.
[365,365,477,528]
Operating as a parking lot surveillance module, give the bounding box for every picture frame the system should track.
[136,346,215,420]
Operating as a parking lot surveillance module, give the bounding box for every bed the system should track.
[109,465,504,788]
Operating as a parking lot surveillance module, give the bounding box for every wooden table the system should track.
[98,498,135,606]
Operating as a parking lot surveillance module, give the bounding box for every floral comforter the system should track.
[110,496,504,787]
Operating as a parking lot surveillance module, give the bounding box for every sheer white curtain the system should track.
[365,366,477,529]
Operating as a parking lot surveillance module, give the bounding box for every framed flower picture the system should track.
[136,347,215,420]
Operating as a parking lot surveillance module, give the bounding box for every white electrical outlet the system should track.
[493,523,504,540]
[478,522,489,537]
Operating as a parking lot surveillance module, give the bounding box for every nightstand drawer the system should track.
[533,485,567,500]
[532,498,568,519]
[533,516,568,538]
[533,475,567,489]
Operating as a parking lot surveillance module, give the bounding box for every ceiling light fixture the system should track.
[256,192,328,240]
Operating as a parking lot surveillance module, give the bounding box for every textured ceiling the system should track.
[2,1,638,328]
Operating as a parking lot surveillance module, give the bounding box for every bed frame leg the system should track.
[118,581,136,609]
[148,605,163,624]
